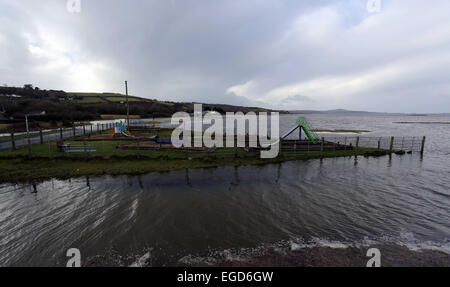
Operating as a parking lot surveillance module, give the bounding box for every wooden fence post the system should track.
[73,126,76,137]
[83,125,86,135]
[39,129,44,144]
[11,132,15,150]
[60,128,63,140]
[389,136,394,154]
[421,136,426,155]
[83,139,87,158]
[90,125,93,134]
[48,139,51,158]
[137,139,140,158]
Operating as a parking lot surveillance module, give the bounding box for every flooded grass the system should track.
[0,147,383,183]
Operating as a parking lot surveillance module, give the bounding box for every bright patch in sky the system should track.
[1,0,449,112]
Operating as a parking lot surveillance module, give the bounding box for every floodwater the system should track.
[0,114,449,266]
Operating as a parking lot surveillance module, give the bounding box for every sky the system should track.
[1,0,449,113]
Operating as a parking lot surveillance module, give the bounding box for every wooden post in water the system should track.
[73,126,76,137]
[355,137,360,158]
[11,132,15,150]
[377,138,381,150]
[389,136,395,154]
[90,125,93,134]
[321,137,324,158]
[60,128,63,140]
[83,125,86,135]
[39,129,43,144]
[421,136,426,155]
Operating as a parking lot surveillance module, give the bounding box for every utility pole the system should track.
[125,80,129,131]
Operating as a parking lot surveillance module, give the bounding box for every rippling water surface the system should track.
[0,114,449,266]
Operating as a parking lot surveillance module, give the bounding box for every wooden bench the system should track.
[61,144,96,153]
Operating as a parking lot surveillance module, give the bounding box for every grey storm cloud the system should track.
[1,0,450,113]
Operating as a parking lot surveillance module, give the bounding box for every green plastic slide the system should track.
[302,126,316,144]
[296,117,319,144]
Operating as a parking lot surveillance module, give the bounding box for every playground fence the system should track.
[0,131,426,158]
[322,136,424,152]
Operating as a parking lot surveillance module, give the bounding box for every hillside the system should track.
[0,85,274,132]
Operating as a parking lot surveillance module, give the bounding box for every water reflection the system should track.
[86,176,91,189]
[234,166,240,185]
[138,175,144,190]
[31,183,37,194]
[185,169,191,186]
